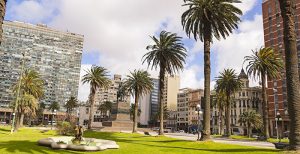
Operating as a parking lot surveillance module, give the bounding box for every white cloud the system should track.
[78,64,92,101]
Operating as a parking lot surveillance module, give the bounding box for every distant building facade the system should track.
[163,75,180,111]
[211,69,262,135]
[0,21,84,108]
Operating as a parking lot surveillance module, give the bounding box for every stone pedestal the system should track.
[102,102,133,128]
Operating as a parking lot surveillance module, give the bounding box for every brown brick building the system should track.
[262,0,300,137]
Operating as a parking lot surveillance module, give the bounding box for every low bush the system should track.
[56,121,75,136]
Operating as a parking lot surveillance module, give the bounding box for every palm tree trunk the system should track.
[261,75,269,139]
[201,27,211,141]
[0,0,6,44]
[158,66,165,135]
[19,113,24,127]
[133,91,139,133]
[219,108,224,135]
[88,88,95,129]
[225,95,231,136]
[279,0,300,150]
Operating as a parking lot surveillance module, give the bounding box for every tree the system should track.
[244,47,283,139]
[181,0,242,141]
[212,91,226,135]
[82,66,111,129]
[65,96,78,122]
[0,0,7,44]
[49,101,60,113]
[238,110,262,138]
[278,0,300,150]
[12,69,44,128]
[155,105,169,120]
[124,70,153,133]
[143,31,187,135]
[216,69,242,136]
[37,102,46,125]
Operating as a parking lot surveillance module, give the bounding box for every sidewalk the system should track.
[165,133,275,149]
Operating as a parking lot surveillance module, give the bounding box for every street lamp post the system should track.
[11,49,28,134]
[276,112,282,142]
[51,109,57,130]
[195,104,203,141]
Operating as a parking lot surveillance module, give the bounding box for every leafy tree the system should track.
[124,70,153,133]
[244,47,283,139]
[82,66,111,129]
[238,110,262,138]
[143,31,186,135]
[216,69,242,136]
[181,0,242,141]
[65,96,78,122]
[49,101,60,112]
[278,0,300,149]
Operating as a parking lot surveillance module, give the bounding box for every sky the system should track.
[5,0,264,102]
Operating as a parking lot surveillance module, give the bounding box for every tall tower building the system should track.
[262,0,299,136]
[163,75,180,111]
[0,21,84,108]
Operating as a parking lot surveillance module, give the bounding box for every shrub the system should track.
[56,121,74,136]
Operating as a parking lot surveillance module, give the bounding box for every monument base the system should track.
[102,121,133,128]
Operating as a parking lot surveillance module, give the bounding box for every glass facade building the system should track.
[0,21,84,108]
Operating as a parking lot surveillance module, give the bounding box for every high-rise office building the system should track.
[163,75,180,111]
[139,78,159,125]
[262,0,299,136]
[0,21,84,108]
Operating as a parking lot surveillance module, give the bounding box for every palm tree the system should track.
[216,69,242,137]
[124,70,153,133]
[16,93,39,128]
[143,31,187,135]
[0,0,7,44]
[49,101,60,112]
[213,91,226,135]
[65,96,78,122]
[155,105,169,120]
[82,66,111,129]
[12,69,44,128]
[181,0,242,141]
[244,47,284,139]
[238,110,262,138]
[278,0,300,149]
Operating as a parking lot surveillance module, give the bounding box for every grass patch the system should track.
[0,126,280,154]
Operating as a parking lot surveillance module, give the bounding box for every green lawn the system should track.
[212,135,289,143]
[0,126,280,154]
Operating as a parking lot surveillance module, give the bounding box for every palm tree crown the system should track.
[238,110,262,138]
[216,69,242,96]
[181,0,243,41]
[65,96,78,113]
[143,31,187,74]
[244,47,284,80]
[49,101,60,112]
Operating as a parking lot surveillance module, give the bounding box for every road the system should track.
[165,133,275,149]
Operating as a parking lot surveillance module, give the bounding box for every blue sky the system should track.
[5,0,264,101]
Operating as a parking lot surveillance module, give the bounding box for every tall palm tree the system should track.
[12,69,44,128]
[213,91,226,135]
[82,66,111,129]
[216,69,242,136]
[181,0,242,141]
[238,110,262,138]
[278,0,300,150]
[49,101,60,113]
[124,70,153,133]
[244,47,284,139]
[0,0,7,44]
[65,96,78,122]
[143,31,187,135]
